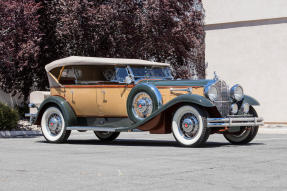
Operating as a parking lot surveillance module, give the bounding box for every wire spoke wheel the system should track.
[172,105,209,147]
[132,92,153,120]
[41,107,70,143]
[179,113,200,139]
[47,113,63,136]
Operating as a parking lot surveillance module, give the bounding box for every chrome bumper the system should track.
[25,113,37,123]
[207,117,264,128]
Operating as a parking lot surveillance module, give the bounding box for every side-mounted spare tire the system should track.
[127,83,162,123]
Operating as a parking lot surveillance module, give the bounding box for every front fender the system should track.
[128,94,214,129]
[243,95,260,106]
[149,94,214,121]
[34,96,77,126]
[165,94,214,108]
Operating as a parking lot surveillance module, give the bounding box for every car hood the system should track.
[139,79,212,87]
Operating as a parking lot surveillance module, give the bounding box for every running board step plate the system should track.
[66,126,130,132]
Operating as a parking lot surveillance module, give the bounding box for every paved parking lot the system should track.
[0,130,287,191]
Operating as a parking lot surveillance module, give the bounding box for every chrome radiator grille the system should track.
[214,80,230,117]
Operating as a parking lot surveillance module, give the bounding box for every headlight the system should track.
[230,103,238,114]
[205,85,218,102]
[230,84,244,101]
[242,103,250,114]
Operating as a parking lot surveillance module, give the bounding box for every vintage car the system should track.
[26,56,264,147]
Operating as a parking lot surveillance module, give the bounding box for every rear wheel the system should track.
[94,131,120,142]
[224,106,259,144]
[172,105,210,147]
[41,107,71,143]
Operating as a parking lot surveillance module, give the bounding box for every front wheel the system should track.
[223,106,259,144]
[172,105,210,147]
[94,131,120,142]
[41,107,71,143]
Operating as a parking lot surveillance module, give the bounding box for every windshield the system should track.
[130,66,173,80]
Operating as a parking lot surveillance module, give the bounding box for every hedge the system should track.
[0,103,19,131]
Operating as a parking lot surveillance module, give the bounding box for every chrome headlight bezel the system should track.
[230,84,244,101]
[204,85,218,102]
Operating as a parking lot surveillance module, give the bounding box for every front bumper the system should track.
[25,113,37,123]
[207,116,264,128]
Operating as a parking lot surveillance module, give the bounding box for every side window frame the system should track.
[58,66,77,85]
[112,66,130,84]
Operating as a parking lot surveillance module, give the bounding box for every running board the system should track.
[66,126,133,132]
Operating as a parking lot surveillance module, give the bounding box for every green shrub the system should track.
[15,104,29,119]
[0,103,19,131]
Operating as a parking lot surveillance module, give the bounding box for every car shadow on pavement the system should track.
[37,139,264,148]
[204,141,264,148]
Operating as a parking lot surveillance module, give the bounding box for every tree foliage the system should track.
[54,0,205,79]
[0,0,42,100]
[0,0,205,100]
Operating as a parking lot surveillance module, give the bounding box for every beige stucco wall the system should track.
[204,0,287,24]
[203,0,287,122]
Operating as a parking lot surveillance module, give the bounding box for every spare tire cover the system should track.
[127,83,162,123]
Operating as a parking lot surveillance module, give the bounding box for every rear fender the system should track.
[34,96,77,126]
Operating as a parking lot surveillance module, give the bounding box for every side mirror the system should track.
[125,76,133,84]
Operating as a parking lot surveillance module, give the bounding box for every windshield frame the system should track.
[127,65,173,82]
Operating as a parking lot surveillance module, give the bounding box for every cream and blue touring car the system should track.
[26,56,264,147]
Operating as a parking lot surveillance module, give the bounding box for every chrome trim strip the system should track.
[25,113,37,118]
[170,88,192,94]
[207,117,264,127]
[25,113,37,123]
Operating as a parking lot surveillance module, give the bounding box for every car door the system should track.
[96,67,133,117]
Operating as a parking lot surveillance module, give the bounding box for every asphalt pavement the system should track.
[0,130,287,191]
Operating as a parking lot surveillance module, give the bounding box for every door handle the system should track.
[70,90,75,103]
[102,90,107,103]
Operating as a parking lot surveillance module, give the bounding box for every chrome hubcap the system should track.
[180,113,199,138]
[132,92,153,120]
[47,114,62,135]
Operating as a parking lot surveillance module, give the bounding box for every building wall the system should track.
[203,0,287,122]
[0,89,22,107]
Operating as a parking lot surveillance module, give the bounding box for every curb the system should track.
[259,127,287,134]
[0,130,42,138]
[262,124,287,128]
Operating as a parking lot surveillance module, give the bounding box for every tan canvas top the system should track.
[45,56,170,72]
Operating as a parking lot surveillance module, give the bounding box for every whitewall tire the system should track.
[41,107,71,143]
[223,106,259,144]
[172,105,209,147]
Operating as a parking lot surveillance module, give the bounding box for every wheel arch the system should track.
[127,83,162,122]
[34,96,77,126]
[159,102,215,133]
[136,95,216,133]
